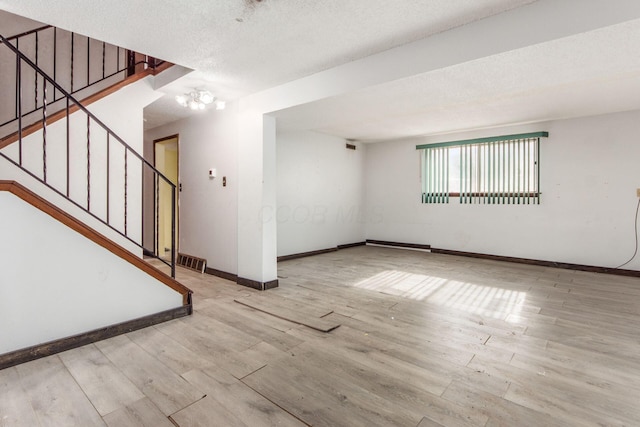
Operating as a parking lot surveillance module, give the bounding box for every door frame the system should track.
[153,134,180,258]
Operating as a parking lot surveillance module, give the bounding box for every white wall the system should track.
[211,0,640,285]
[144,115,368,274]
[365,110,640,270]
[144,102,239,275]
[0,191,183,354]
[0,9,42,36]
[236,112,277,284]
[277,130,365,256]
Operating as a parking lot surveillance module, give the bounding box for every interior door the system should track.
[154,135,179,259]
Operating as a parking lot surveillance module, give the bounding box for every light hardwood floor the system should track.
[2,245,640,426]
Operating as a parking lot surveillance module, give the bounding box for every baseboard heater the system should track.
[365,239,431,251]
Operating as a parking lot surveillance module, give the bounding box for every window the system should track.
[417,132,548,204]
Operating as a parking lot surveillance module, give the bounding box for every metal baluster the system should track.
[87,114,91,210]
[34,32,38,111]
[102,41,106,79]
[1,29,157,256]
[155,174,160,256]
[17,56,23,165]
[86,36,90,86]
[70,32,74,92]
[43,80,47,182]
[15,39,19,120]
[106,134,110,223]
[66,97,70,197]
[171,183,176,278]
[124,149,128,236]
[53,27,57,100]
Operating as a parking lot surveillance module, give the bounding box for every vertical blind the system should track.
[417,132,548,205]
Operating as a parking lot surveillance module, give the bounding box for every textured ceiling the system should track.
[0,0,535,97]
[0,0,536,130]
[273,18,640,140]
[2,0,640,141]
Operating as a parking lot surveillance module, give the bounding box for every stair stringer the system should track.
[0,184,189,357]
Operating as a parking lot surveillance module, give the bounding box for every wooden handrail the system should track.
[0,25,53,43]
[1,34,178,276]
[0,180,192,305]
[0,62,173,150]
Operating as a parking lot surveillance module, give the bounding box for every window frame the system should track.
[416,131,548,205]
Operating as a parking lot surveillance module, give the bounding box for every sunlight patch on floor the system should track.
[353,270,527,320]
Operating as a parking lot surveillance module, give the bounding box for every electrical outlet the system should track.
[636,188,640,198]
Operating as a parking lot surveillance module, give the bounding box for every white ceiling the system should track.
[2,0,640,141]
[273,17,640,141]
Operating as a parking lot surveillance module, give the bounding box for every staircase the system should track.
[0,24,192,368]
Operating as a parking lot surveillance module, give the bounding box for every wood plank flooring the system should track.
[2,245,640,426]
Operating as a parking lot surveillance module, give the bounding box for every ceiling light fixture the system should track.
[175,89,224,111]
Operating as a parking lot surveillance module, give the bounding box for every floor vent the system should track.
[177,253,207,273]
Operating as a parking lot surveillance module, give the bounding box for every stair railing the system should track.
[0,33,176,277]
[0,25,164,136]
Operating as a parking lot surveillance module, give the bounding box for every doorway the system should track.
[154,135,179,260]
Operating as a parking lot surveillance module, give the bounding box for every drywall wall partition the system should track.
[277,130,365,256]
[144,102,239,275]
[0,191,183,355]
[212,0,640,285]
[365,110,640,271]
